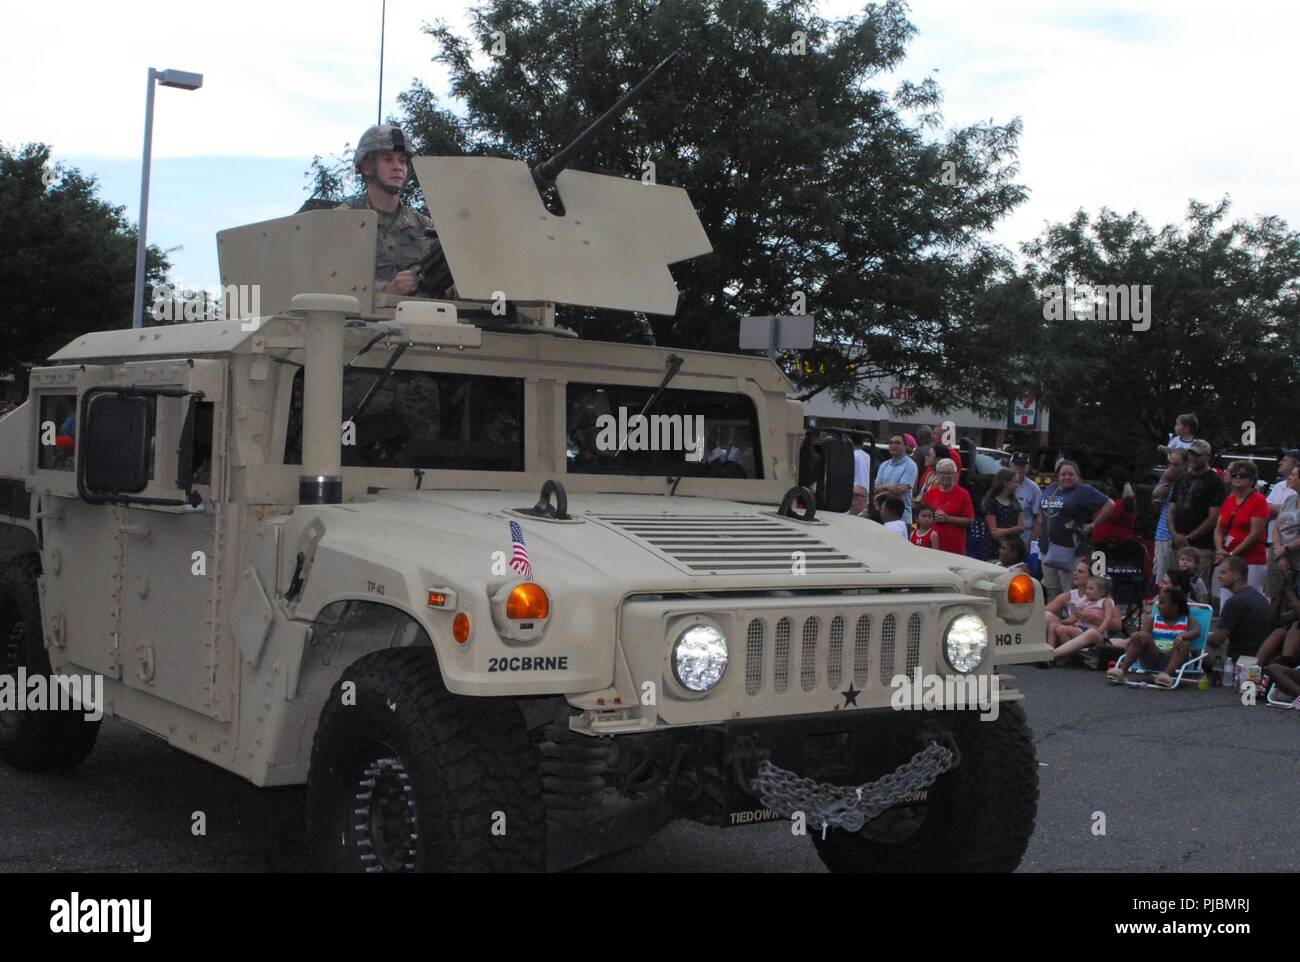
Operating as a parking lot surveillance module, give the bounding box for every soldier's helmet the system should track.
[354,124,410,172]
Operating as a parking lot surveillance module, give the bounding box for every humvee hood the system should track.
[333,490,984,592]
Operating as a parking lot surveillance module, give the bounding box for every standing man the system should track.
[850,433,872,517]
[874,433,919,526]
[1010,452,1042,551]
[1151,447,1189,584]
[340,124,440,296]
[1167,439,1226,594]
[1265,450,1300,598]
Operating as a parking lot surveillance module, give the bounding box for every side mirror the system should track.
[79,392,154,499]
[818,437,856,513]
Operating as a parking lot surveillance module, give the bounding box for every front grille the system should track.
[744,620,764,695]
[827,616,845,689]
[591,514,870,575]
[773,617,791,694]
[906,612,922,676]
[853,614,871,686]
[800,617,819,691]
[742,609,926,699]
[879,614,896,686]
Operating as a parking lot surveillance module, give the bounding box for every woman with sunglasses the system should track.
[1214,459,1270,605]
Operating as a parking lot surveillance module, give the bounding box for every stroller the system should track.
[1091,538,1149,636]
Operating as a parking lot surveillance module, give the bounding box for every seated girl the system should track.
[1045,574,1120,664]
[1044,560,1091,636]
[1107,586,1201,688]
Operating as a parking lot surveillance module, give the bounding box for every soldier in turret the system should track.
[340,124,435,296]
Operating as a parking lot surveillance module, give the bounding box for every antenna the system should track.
[377,0,386,124]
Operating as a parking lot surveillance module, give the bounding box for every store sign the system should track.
[1010,396,1038,429]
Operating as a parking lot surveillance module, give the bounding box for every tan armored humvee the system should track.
[0,153,1049,873]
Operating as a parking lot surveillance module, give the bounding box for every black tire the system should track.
[306,646,546,872]
[0,555,100,771]
[812,703,1038,872]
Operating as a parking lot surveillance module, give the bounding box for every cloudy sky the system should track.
[3,0,1296,290]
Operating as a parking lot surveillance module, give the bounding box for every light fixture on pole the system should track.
[131,67,203,329]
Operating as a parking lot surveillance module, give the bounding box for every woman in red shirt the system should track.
[1090,470,1138,543]
[922,458,974,554]
[1214,459,1269,597]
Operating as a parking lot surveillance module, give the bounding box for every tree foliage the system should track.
[0,143,172,389]
[1022,198,1300,455]
[312,0,1035,412]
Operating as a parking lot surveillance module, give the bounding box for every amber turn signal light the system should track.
[452,612,472,644]
[505,583,550,620]
[1008,573,1035,605]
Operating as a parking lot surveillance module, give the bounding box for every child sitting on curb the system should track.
[1043,574,1119,665]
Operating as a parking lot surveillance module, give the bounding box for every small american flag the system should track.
[509,521,532,580]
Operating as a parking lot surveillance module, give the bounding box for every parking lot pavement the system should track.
[0,666,1295,872]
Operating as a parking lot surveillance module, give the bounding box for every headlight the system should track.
[944,614,988,673]
[672,624,728,692]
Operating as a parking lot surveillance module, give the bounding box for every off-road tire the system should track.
[812,703,1038,872]
[0,555,101,771]
[306,646,546,872]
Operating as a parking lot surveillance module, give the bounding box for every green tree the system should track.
[313,0,1036,411]
[1022,199,1300,459]
[0,143,173,391]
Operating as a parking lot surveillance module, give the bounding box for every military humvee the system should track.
[0,141,1050,872]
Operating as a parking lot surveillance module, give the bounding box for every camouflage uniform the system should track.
[338,195,435,287]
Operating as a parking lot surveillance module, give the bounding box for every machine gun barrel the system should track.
[531,49,682,188]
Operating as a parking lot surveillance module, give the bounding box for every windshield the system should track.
[566,383,763,478]
[285,367,525,471]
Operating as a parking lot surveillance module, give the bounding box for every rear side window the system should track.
[37,394,77,471]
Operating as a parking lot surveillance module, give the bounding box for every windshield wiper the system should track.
[612,354,684,458]
[345,343,409,425]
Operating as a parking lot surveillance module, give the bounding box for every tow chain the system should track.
[749,741,956,837]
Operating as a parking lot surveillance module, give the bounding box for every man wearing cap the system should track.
[1166,438,1227,590]
[1265,450,1300,596]
[1011,452,1042,551]
[340,124,439,296]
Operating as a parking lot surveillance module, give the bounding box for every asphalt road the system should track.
[0,666,1296,872]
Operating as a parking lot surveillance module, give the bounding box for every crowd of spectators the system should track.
[847,414,1300,701]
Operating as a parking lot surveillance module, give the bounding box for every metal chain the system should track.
[750,741,955,835]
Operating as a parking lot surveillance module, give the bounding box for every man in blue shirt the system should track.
[874,433,919,525]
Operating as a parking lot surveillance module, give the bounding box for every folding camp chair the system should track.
[1123,602,1213,689]
[1092,539,1148,635]
[1265,683,1300,708]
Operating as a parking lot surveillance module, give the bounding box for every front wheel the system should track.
[812,702,1039,872]
[0,556,100,771]
[305,647,546,872]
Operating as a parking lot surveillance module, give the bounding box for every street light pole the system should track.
[131,67,203,329]
[131,69,158,330]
